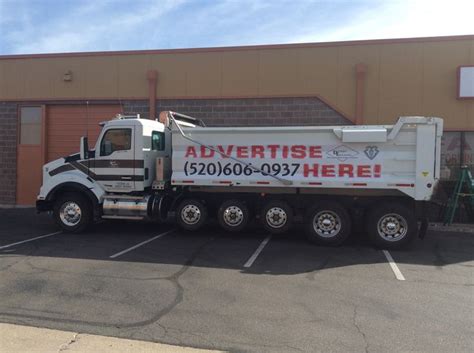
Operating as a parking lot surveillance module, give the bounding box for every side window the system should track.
[152,131,165,151]
[100,129,131,156]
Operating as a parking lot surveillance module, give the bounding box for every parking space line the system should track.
[382,250,406,281]
[244,235,272,268]
[109,229,175,259]
[0,231,62,250]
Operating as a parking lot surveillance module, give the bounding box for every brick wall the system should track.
[0,102,17,205]
[123,97,351,126]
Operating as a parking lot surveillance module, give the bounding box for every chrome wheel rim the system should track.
[313,210,341,238]
[265,207,287,229]
[377,213,407,241]
[223,206,244,227]
[59,201,82,226]
[181,204,201,225]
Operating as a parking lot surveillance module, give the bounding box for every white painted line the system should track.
[0,231,62,250]
[109,229,175,259]
[382,250,406,281]
[244,235,272,268]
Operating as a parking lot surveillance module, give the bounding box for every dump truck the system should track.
[36,111,443,249]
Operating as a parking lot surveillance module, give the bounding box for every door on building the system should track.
[16,106,45,205]
[16,104,123,205]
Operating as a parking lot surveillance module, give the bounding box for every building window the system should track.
[151,131,165,151]
[100,128,132,156]
[19,106,42,145]
[441,131,473,180]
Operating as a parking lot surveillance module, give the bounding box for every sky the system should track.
[0,0,473,55]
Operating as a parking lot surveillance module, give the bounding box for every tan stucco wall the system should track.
[1,36,473,130]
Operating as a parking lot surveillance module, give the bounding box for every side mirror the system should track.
[80,136,89,160]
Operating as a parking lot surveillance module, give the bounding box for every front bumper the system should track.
[36,199,53,212]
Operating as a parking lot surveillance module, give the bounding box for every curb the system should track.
[428,223,474,234]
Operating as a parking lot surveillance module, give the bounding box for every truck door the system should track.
[90,126,136,193]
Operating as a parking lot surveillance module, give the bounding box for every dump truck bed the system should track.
[171,116,443,201]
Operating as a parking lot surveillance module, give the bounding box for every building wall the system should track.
[123,97,349,126]
[0,102,18,205]
[0,35,473,130]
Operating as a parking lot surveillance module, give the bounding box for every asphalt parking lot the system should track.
[0,208,473,353]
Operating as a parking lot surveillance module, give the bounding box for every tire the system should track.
[366,203,417,249]
[218,199,249,232]
[176,199,208,231]
[261,200,293,234]
[53,192,92,233]
[305,202,351,246]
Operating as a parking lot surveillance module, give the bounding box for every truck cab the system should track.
[37,114,172,231]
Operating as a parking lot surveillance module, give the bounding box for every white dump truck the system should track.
[37,111,443,249]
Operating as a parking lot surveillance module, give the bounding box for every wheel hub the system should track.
[59,202,82,226]
[266,207,287,228]
[313,211,341,238]
[377,214,407,241]
[223,206,244,226]
[181,205,201,225]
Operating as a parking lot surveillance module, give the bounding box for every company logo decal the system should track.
[364,146,379,160]
[326,145,359,161]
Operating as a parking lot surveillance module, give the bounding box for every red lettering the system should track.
[267,145,280,159]
[185,146,197,158]
[322,164,335,177]
[338,164,354,177]
[251,145,265,158]
[374,164,381,178]
[290,145,306,159]
[236,146,249,158]
[200,145,215,158]
[282,145,289,158]
[309,146,322,158]
[357,165,371,178]
[303,163,319,177]
[217,145,234,158]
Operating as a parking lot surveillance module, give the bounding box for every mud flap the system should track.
[418,218,429,239]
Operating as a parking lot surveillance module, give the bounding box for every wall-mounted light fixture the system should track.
[63,70,73,82]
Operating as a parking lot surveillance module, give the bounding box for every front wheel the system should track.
[53,192,92,233]
[366,203,417,249]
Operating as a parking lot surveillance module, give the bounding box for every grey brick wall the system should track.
[123,97,351,126]
[0,102,18,205]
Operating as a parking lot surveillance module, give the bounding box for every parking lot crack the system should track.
[352,306,369,353]
[58,332,82,352]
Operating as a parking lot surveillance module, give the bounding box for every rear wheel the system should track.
[261,200,293,234]
[53,192,92,233]
[366,203,417,249]
[176,199,208,231]
[218,199,249,232]
[305,202,351,246]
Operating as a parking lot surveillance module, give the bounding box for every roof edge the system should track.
[1,34,473,60]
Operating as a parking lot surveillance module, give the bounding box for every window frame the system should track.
[99,128,132,157]
[151,130,165,151]
[18,105,44,146]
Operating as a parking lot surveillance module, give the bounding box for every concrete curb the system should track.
[428,223,474,234]
[0,323,225,353]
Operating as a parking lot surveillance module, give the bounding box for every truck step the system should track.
[101,215,144,220]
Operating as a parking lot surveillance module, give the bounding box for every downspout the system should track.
[147,70,158,119]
